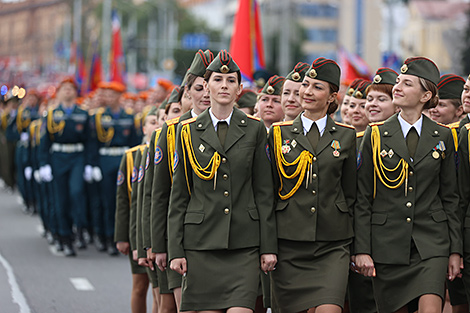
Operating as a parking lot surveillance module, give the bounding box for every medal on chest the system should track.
[331,140,341,157]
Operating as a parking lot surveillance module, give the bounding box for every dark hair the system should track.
[186,73,199,90]
[204,70,242,85]
[366,83,393,99]
[165,101,180,115]
[419,78,439,110]
[327,83,339,115]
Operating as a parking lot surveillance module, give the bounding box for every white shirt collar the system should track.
[300,113,328,136]
[398,112,423,138]
[209,108,233,130]
[190,109,198,118]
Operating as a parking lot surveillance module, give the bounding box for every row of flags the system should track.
[67,1,395,95]
[70,10,124,96]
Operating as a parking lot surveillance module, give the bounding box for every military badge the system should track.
[266,86,275,95]
[131,167,138,183]
[373,75,382,84]
[401,64,408,73]
[145,151,150,170]
[291,140,297,148]
[432,150,440,159]
[116,170,124,186]
[199,144,205,153]
[154,146,163,165]
[331,140,341,157]
[138,165,144,183]
[380,149,388,158]
[388,149,394,158]
[309,68,317,79]
[281,139,291,154]
[173,151,179,171]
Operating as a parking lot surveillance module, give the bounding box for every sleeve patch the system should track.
[154,145,163,165]
[173,151,179,171]
[145,151,150,170]
[356,150,363,170]
[131,166,138,183]
[138,165,144,183]
[116,170,124,186]
[265,144,271,162]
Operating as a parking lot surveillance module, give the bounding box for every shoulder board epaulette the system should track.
[166,116,181,126]
[369,121,385,127]
[448,121,460,129]
[181,117,197,125]
[247,114,261,121]
[356,131,365,138]
[272,120,293,127]
[436,122,449,128]
[126,144,145,154]
[154,128,162,139]
[465,123,470,130]
[335,122,355,129]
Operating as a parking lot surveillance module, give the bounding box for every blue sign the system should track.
[181,33,209,50]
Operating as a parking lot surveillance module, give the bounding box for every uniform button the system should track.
[406,217,411,223]
[313,157,317,162]
[409,171,414,176]
[311,207,316,213]
[223,174,228,180]
[408,186,413,192]
[224,191,229,197]
[224,208,229,214]
[384,131,389,136]
[312,173,317,179]
[222,158,227,163]
[406,202,412,208]
[312,190,316,195]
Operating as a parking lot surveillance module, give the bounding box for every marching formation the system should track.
[2,49,470,313]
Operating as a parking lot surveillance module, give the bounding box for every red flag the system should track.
[110,10,126,84]
[338,46,371,86]
[229,0,265,81]
[88,41,102,92]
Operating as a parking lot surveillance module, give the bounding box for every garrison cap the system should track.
[253,69,273,88]
[206,50,240,74]
[353,80,372,99]
[306,57,341,88]
[168,86,182,104]
[346,78,364,96]
[146,105,158,117]
[98,81,126,93]
[159,98,168,110]
[236,90,257,108]
[260,75,285,96]
[286,62,310,82]
[437,74,465,100]
[373,68,398,85]
[400,57,440,86]
[188,49,215,77]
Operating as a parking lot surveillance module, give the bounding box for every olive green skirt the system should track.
[167,267,182,290]
[271,239,351,313]
[129,253,147,275]
[348,270,377,313]
[146,266,158,288]
[180,247,260,312]
[373,246,447,313]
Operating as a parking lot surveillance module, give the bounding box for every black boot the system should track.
[54,235,63,252]
[63,237,76,257]
[94,235,107,252]
[75,228,87,250]
[107,237,119,256]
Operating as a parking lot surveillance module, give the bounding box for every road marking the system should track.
[0,252,32,313]
[70,278,95,291]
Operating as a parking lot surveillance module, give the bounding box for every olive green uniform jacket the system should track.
[168,108,277,262]
[150,111,192,254]
[267,115,356,241]
[355,114,462,265]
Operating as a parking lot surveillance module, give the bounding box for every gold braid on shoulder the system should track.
[181,123,221,195]
[167,124,176,184]
[16,107,31,133]
[47,108,65,139]
[125,151,134,202]
[451,128,458,152]
[1,111,9,130]
[95,109,114,143]
[371,125,409,198]
[273,125,313,200]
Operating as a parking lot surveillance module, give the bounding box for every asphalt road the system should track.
[0,187,153,313]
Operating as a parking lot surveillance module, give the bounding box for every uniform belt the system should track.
[99,146,129,156]
[51,143,84,153]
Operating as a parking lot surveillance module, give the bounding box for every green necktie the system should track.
[217,121,228,147]
[406,127,419,159]
[306,123,320,151]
